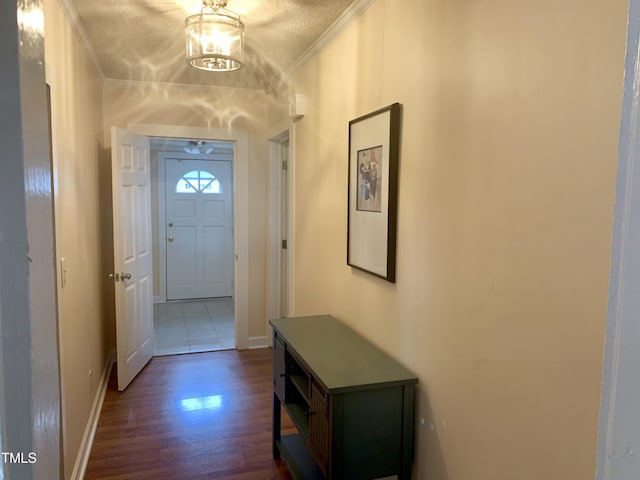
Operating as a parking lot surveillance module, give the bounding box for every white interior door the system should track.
[165,158,233,300]
[111,127,154,391]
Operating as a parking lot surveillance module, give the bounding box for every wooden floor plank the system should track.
[85,349,295,480]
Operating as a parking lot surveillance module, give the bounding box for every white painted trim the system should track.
[128,124,250,350]
[46,60,67,478]
[157,153,168,304]
[55,0,105,79]
[69,350,115,480]
[596,1,640,478]
[0,2,32,473]
[288,0,377,72]
[288,124,297,316]
[248,336,269,349]
[153,295,163,305]
[267,139,279,320]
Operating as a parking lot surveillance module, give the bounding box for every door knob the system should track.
[168,235,174,242]
[120,272,132,280]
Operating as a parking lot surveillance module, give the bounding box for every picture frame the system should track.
[347,103,401,283]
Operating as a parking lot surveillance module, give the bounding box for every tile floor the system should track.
[153,297,235,355]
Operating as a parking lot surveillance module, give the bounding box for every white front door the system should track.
[165,158,234,300]
[111,127,154,391]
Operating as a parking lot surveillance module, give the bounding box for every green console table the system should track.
[270,315,418,479]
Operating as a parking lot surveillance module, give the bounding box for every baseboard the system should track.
[248,336,268,349]
[69,350,115,480]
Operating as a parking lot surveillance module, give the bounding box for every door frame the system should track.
[268,129,294,324]
[129,123,250,350]
[45,62,66,479]
[596,1,640,477]
[158,152,234,302]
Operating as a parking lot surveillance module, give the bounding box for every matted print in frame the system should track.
[347,103,401,283]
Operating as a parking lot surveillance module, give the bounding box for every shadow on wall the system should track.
[98,143,116,353]
[417,389,450,479]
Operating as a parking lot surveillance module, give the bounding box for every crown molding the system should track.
[55,0,104,79]
[288,0,377,73]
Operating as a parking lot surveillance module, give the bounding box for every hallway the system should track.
[84,349,295,479]
[153,298,235,355]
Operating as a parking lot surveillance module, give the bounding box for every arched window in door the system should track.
[175,170,222,194]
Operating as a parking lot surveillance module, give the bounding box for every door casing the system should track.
[268,129,294,331]
[129,123,250,349]
[596,1,640,477]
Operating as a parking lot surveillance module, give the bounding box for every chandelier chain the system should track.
[202,0,227,11]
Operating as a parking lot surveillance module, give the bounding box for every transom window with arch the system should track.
[176,170,222,194]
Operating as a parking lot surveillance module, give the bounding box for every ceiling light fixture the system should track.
[184,141,214,155]
[185,0,245,72]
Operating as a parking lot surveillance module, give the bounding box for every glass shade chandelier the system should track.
[185,0,244,72]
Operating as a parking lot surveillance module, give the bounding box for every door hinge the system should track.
[282,239,287,250]
[282,160,288,171]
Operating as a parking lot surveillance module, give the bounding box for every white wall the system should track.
[44,0,107,476]
[286,0,628,478]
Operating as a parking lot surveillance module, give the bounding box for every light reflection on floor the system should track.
[180,394,223,412]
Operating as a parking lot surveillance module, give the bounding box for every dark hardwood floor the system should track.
[85,349,296,479]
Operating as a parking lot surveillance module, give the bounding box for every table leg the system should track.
[272,391,281,459]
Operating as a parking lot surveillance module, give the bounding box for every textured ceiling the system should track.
[70,0,356,89]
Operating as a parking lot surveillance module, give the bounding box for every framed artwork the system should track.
[347,103,401,283]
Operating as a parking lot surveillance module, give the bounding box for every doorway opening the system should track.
[268,130,292,322]
[153,298,235,354]
[151,137,236,355]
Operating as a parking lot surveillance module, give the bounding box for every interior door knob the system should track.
[168,235,174,242]
[120,272,132,280]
